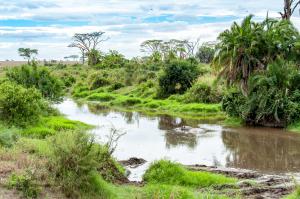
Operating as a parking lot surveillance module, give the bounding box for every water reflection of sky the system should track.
[55,99,300,181]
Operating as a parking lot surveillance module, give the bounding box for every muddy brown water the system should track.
[56,99,300,181]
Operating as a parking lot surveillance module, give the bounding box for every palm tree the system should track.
[213,15,299,95]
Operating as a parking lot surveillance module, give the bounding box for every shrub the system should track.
[222,60,300,127]
[108,82,124,91]
[184,82,222,103]
[222,88,246,117]
[196,43,215,64]
[158,60,199,97]
[0,128,19,148]
[7,172,40,199]
[0,82,47,126]
[88,72,111,90]
[48,131,117,198]
[6,65,64,102]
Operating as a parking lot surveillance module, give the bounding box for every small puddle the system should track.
[55,99,300,181]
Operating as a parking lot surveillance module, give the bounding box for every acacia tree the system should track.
[68,31,108,65]
[280,0,300,20]
[18,48,38,64]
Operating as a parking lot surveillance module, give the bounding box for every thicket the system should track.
[215,16,300,127]
[0,82,48,126]
[158,60,199,97]
[6,65,64,102]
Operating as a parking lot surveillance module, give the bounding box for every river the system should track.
[55,99,300,181]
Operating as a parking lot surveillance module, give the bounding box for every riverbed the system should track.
[55,99,300,181]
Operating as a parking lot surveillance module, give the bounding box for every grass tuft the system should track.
[143,160,237,188]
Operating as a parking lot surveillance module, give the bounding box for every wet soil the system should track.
[121,157,296,199]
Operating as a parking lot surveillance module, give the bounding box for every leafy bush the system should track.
[158,60,199,97]
[6,65,64,102]
[0,82,47,126]
[222,88,246,117]
[7,172,40,199]
[184,82,222,103]
[108,82,124,91]
[0,128,19,148]
[48,131,118,198]
[196,43,215,64]
[222,59,300,127]
[88,72,111,90]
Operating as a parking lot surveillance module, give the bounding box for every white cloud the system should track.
[0,0,299,60]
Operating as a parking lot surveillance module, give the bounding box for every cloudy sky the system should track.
[0,0,299,60]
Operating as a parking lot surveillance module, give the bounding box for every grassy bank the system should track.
[74,90,225,120]
[287,121,300,133]
[0,114,244,199]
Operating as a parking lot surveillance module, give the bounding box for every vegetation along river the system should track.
[56,99,300,181]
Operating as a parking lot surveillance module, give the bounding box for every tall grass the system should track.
[143,160,237,188]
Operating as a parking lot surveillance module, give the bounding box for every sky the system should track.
[0,0,299,60]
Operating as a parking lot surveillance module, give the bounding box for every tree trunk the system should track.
[281,0,300,20]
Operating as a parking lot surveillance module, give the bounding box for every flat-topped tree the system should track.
[18,48,38,64]
[68,31,109,65]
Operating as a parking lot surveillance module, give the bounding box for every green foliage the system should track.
[158,60,199,97]
[184,82,222,103]
[222,59,300,127]
[6,65,64,102]
[88,49,101,66]
[196,43,215,64]
[7,172,40,199]
[222,88,246,117]
[18,48,38,64]
[0,82,47,126]
[21,116,90,138]
[48,131,116,198]
[88,71,111,90]
[96,50,127,68]
[284,186,300,199]
[214,15,299,93]
[143,160,236,188]
[0,128,19,148]
[144,184,195,199]
[17,138,52,156]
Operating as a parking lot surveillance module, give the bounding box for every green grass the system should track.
[143,160,237,188]
[17,138,52,156]
[21,116,92,138]
[0,121,20,147]
[79,91,225,120]
[288,121,300,133]
[222,117,243,127]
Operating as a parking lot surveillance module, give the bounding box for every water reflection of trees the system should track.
[158,115,186,130]
[222,129,300,172]
[165,131,198,149]
[158,115,200,149]
[87,104,111,116]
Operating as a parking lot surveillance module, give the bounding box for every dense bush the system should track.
[158,60,199,97]
[6,65,64,102]
[0,82,47,126]
[7,172,40,199]
[222,60,300,127]
[48,131,118,198]
[184,82,222,103]
[88,72,111,90]
[96,50,127,68]
[196,43,215,64]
